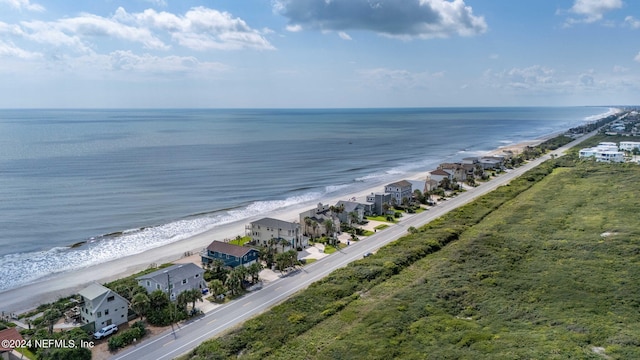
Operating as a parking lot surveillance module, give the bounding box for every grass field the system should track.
[185,145,640,359]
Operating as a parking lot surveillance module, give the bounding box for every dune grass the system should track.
[184,147,640,360]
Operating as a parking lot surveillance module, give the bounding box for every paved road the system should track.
[110,133,594,360]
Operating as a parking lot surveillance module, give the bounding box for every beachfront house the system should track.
[335,200,368,225]
[78,283,129,331]
[299,203,342,238]
[365,192,392,216]
[384,180,413,205]
[248,217,305,251]
[136,263,206,301]
[428,169,453,184]
[201,240,260,268]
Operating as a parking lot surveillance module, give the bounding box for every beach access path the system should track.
[107,132,597,360]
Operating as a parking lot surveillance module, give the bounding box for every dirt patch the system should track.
[91,322,171,360]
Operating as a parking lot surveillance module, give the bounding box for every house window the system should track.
[182,279,188,285]
[195,274,200,278]
[156,284,160,290]
[146,281,150,287]
[243,255,247,261]
[105,309,109,315]
[107,295,115,302]
[97,312,102,318]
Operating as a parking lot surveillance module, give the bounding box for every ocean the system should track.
[0,107,612,292]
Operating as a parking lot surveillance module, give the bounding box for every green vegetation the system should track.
[373,224,389,231]
[185,143,640,359]
[365,215,395,223]
[108,321,147,351]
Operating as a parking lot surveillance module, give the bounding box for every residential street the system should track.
[110,133,594,360]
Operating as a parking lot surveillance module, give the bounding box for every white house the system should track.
[428,169,453,184]
[248,217,304,250]
[619,141,640,151]
[136,263,206,301]
[579,142,625,162]
[78,283,129,331]
[596,151,625,163]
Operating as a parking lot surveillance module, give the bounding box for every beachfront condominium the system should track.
[248,217,305,251]
[384,180,413,205]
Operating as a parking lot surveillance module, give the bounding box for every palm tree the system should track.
[304,217,314,239]
[43,308,61,334]
[225,268,243,296]
[280,238,291,253]
[208,279,225,299]
[311,219,319,239]
[184,288,203,313]
[324,219,335,239]
[131,292,150,320]
[349,211,359,226]
[247,262,263,284]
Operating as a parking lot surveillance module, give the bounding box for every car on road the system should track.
[94,324,118,339]
[363,252,373,258]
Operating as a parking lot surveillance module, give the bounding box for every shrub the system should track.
[108,322,146,351]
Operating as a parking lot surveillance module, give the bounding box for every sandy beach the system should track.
[0,134,554,314]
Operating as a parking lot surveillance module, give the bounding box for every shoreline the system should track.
[0,126,596,314]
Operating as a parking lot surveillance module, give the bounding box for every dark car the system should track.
[363,252,373,258]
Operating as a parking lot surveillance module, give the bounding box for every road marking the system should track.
[162,340,174,347]
[207,319,217,325]
[243,301,252,307]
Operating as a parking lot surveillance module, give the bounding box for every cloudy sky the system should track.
[1,0,639,108]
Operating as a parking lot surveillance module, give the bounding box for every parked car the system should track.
[363,252,373,258]
[94,324,118,339]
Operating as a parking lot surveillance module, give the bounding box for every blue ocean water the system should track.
[0,107,611,291]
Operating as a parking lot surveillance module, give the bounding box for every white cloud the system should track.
[143,0,167,7]
[20,13,169,51]
[564,0,622,25]
[358,67,444,89]
[0,40,41,59]
[107,50,228,73]
[286,24,302,32]
[122,7,274,51]
[484,65,562,90]
[274,0,487,39]
[0,0,44,12]
[338,31,351,40]
[624,16,640,29]
[613,65,628,72]
[635,52,640,62]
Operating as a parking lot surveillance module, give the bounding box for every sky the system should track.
[0,0,639,108]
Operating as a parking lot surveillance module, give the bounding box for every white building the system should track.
[619,141,640,152]
[579,142,624,161]
[596,151,625,163]
[78,283,129,331]
[249,217,304,250]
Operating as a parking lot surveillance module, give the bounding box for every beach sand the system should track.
[0,136,551,314]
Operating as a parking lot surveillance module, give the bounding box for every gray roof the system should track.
[386,180,412,188]
[78,283,112,301]
[335,200,366,213]
[136,263,203,283]
[250,217,299,230]
[206,241,256,257]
